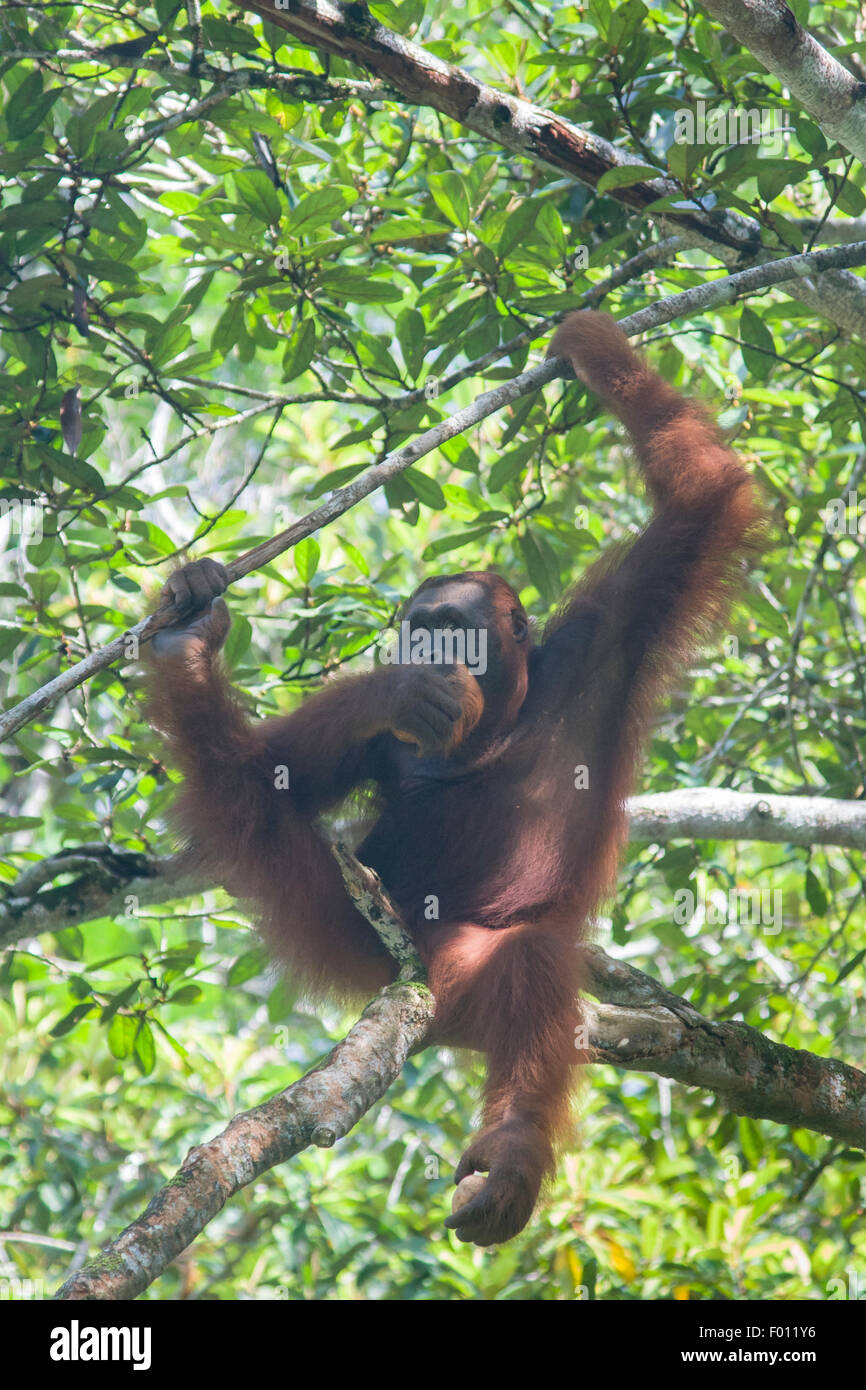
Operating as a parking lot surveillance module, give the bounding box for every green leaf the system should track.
[519,528,559,602]
[319,269,405,303]
[201,16,262,52]
[231,169,282,226]
[396,307,426,378]
[423,525,493,559]
[168,985,203,1005]
[748,588,788,638]
[0,200,66,232]
[596,164,662,194]
[757,159,810,203]
[307,463,368,499]
[739,306,775,381]
[368,217,449,243]
[498,200,542,259]
[228,948,268,985]
[0,815,43,833]
[666,140,704,184]
[149,322,192,369]
[212,298,245,354]
[51,1003,96,1037]
[406,470,446,510]
[66,92,121,159]
[796,119,828,159]
[100,982,140,1023]
[281,318,317,381]
[804,868,828,918]
[338,538,369,576]
[6,73,61,140]
[133,1020,156,1075]
[488,441,534,494]
[427,172,471,229]
[738,1116,764,1166]
[0,629,23,661]
[836,181,866,217]
[286,187,355,235]
[295,536,320,583]
[835,948,866,985]
[107,1014,136,1060]
[223,614,252,666]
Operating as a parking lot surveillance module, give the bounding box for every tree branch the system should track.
[54,976,435,1300]
[4,790,864,948]
[581,944,866,1147]
[4,240,866,746]
[697,0,866,164]
[627,788,866,852]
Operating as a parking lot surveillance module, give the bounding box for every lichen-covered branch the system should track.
[582,945,866,1147]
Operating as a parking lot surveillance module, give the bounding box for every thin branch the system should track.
[3,45,380,105]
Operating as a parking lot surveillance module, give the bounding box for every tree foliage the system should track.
[0,0,865,1300]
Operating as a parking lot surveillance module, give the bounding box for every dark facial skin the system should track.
[385,580,493,756]
[402,576,530,709]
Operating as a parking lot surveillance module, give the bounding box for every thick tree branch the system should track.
[697,0,866,165]
[627,788,866,852]
[0,847,201,948]
[4,241,866,746]
[239,0,866,339]
[582,945,866,1147]
[4,790,864,948]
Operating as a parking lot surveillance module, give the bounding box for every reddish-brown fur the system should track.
[144,312,760,1246]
